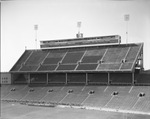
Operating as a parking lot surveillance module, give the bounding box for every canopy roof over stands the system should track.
[10,43,143,73]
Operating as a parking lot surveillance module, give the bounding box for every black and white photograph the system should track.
[1,0,150,119]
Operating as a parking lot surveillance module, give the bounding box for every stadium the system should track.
[1,34,150,119]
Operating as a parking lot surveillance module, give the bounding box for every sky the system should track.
[1,0,150,72]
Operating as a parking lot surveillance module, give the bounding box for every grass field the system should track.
[1,101,150,119]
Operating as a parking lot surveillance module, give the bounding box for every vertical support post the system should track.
[66,73,68,85]
[108,73,110,85]
[28,73,30,85]
[47,73,49,85]
[141,48,144,70]
[132,72,135,86]
[86,73,88,85]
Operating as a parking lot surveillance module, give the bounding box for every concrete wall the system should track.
[0,72,11,84]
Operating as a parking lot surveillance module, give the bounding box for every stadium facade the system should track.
[9,35,149,86]
[1,35,150,117]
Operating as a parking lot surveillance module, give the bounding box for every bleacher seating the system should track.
[10,50,32,71]
[59,86,84,105]
[38,64,57,71]
[132,97,150,112]
[81,56,102,63]
[119,95,138,110]
[76,63,98,70]
[10,43,142,73]
[61,51,84,64]
[20,65,39,71]
[17,51,33,65]
[1,85,13,98]
[83,86,109,107]
[11,51,31,70]
[97,63,121,71]
[40,86,63,103]
[129,86,150,96]
[105,95,126,109]
[3,85,28,101]
[25,51,48,65]
[1,85,150,113]
[3,32,150,116]
[126,45,141,62]
[57,64,77,70]
[45,89,67,103]
[102,47,128,63]
[42,50,67,65]
[81,49,106,63]
[19,51,48,71]
[20,87,47,102]
[120,63,133,71]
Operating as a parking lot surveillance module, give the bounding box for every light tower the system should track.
[76,21,83,38]
[124,14,130,44]
[34,24,38,49]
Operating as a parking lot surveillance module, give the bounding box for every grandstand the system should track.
[10,35,145,86]
[1,35,150,117]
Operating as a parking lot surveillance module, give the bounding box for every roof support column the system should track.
[108,72,110,85]
[28,73,30,85]
[132,72,135,86]
[86,73,88,85]
[66,73,68,85]
[47,73,49,85]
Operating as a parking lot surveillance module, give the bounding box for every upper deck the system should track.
[10,42,143,73]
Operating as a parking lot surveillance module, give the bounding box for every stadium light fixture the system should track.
[34,24,38,50]
[124,14,130,44]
